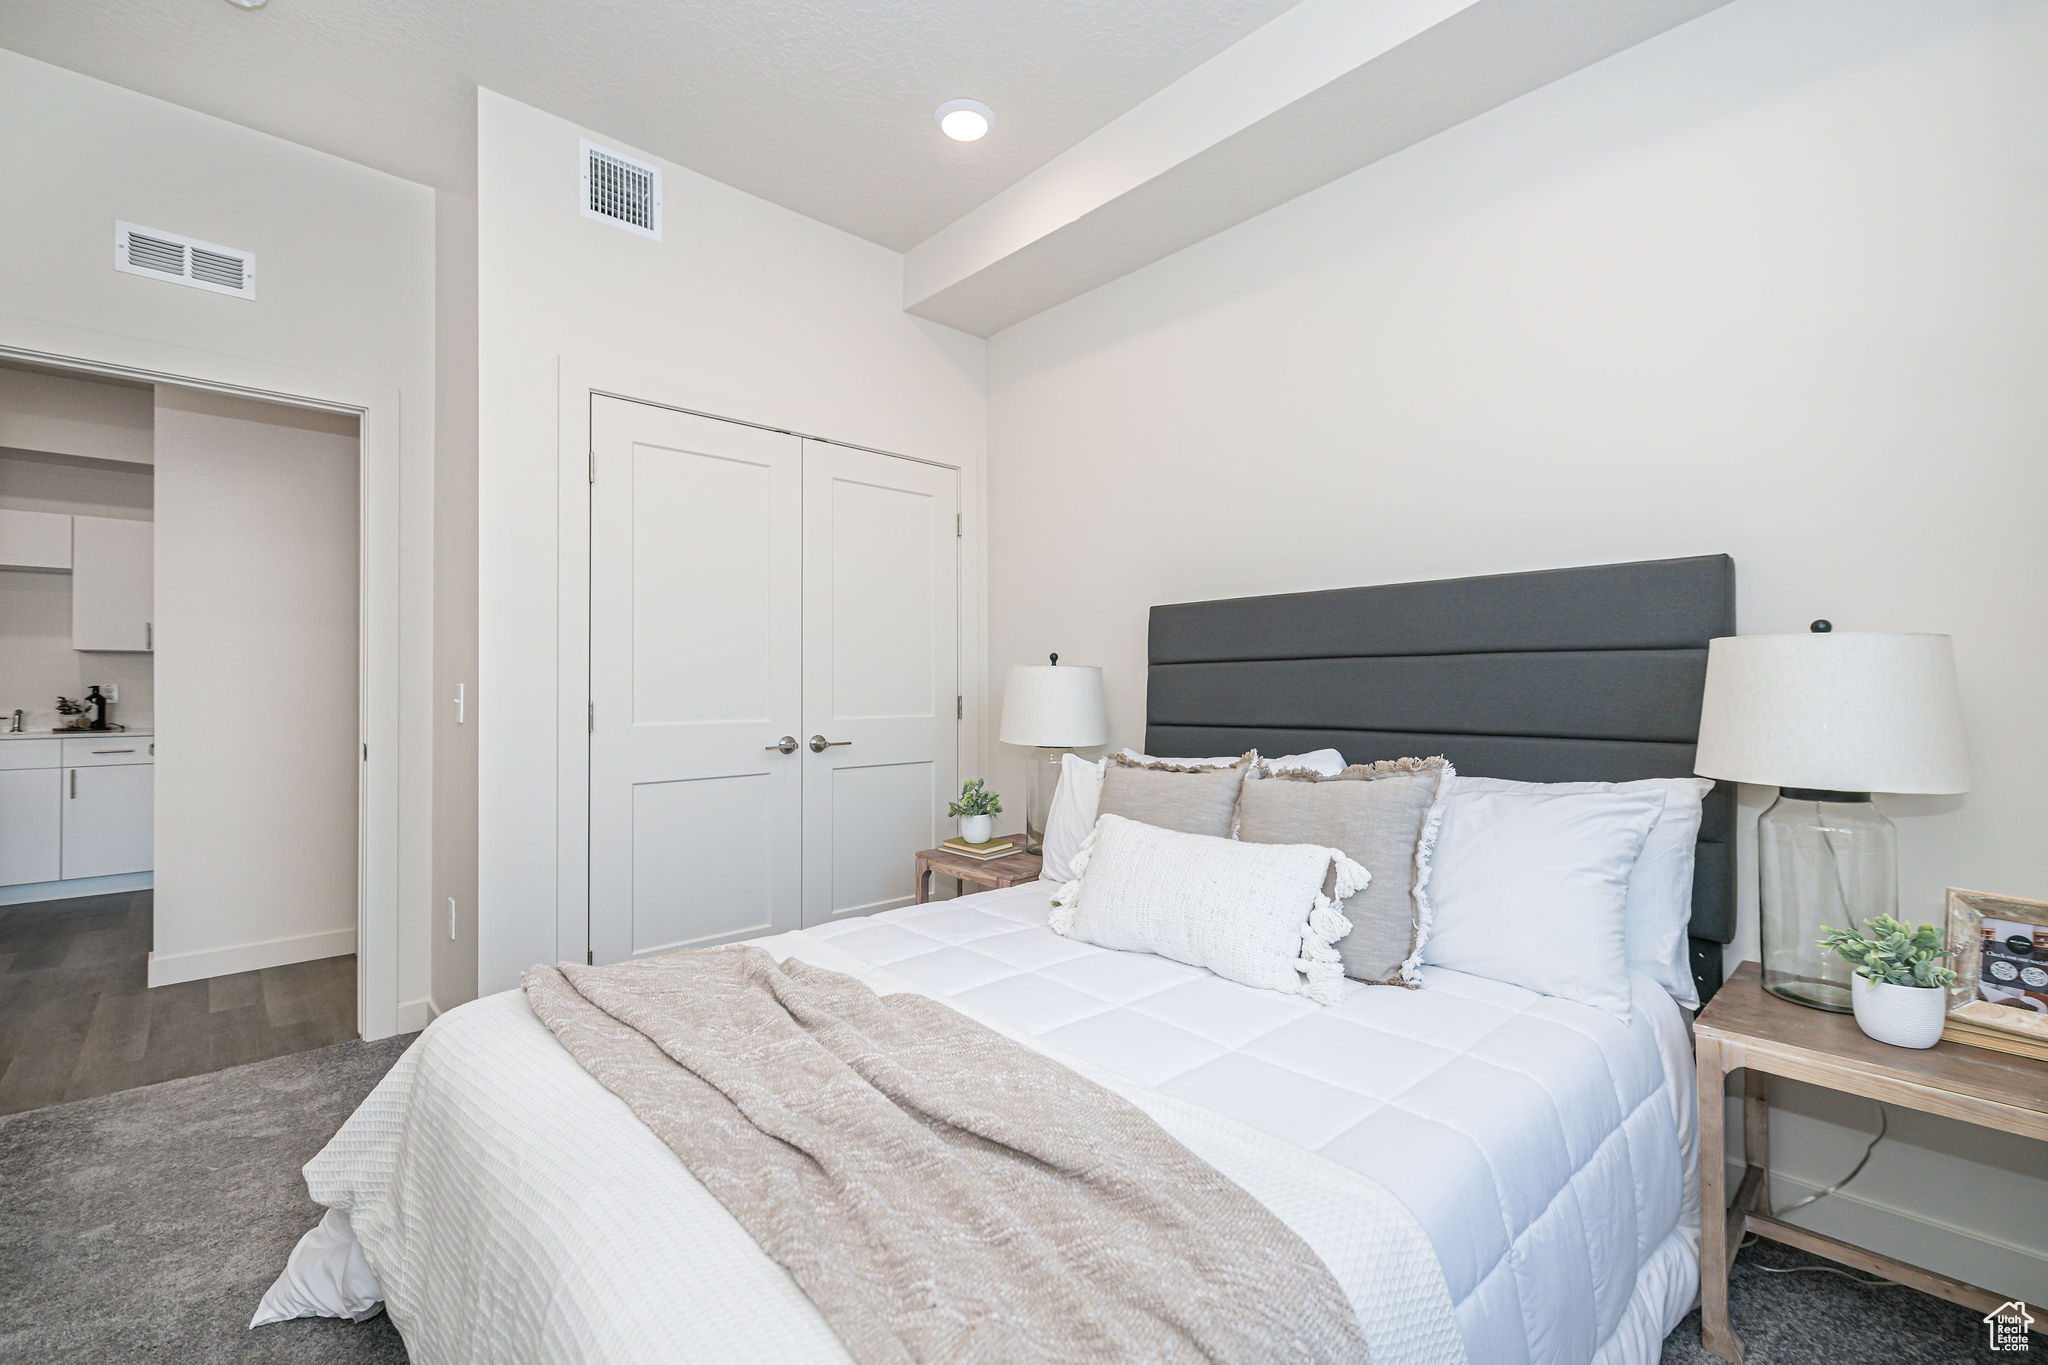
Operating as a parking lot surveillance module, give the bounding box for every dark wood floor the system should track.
[0,889,357,1116]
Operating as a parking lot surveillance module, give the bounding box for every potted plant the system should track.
[53,696,88,731]
[948,779,1002,846]
[1817,915,1956,1049]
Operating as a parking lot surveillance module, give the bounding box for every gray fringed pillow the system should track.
[1234,756,1454,986]
[1094,751,1255,840]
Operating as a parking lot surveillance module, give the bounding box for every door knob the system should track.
[765,736,798,754]
[808,735,852,753]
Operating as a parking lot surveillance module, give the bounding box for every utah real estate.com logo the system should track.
[1986,1300,2034,1353]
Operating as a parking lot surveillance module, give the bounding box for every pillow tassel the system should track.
[1295,889,1354,1005]
[1296,952,1347,1007]
[1329,852,1372,904]
[1048,823,1100,938]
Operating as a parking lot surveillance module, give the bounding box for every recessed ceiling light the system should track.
[935,99,992,143]
[224,0,269,8]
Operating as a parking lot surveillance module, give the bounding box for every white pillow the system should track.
[1453,775,1713,1009]
[1051,813,1362,1005]
[1421,788,1666,1019]
[1038,747,1346,885]
[251,1207,386,1326]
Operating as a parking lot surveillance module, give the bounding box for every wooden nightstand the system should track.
[1695,960,2048,1361]
[913,835,1043,903]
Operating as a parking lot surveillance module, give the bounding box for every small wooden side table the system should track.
[913,835,1043,903]
[1695,961,2048,1362]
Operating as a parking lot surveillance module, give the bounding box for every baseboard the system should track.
[0,871,153,905]
[1727,1160,2048,1302]
[394,995,438,1033]
[147,926,356,987]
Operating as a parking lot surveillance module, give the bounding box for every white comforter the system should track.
[298,885,1698,1365]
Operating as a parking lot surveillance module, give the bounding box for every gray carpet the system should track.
[0,1033,2026,1364]
[1661,1237,2025,1364]
[0,1032,415,1364]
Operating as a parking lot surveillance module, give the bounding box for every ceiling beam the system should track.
[902,0,1732,337]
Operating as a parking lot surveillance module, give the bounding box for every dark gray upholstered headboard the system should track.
[1144,555,1737,1005]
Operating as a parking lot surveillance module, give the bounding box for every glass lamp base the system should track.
[1758,790,1897,1013]
[1022,748,1064,855]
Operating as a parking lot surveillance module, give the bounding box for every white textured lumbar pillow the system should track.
[1051,813,1363,1005]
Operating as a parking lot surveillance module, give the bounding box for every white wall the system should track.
[464,91,987,997]
[0,365,158,729]
[985,0,2048,1299]
[0,49,436,1022]
[0,366,154,466]
[151,387,359,984]
[0,454,155,731]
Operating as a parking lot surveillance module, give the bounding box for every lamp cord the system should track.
[1738,1101,1893,1288]
[1809,797,1864,934]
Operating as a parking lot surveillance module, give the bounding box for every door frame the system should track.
[0,316,403,1041]
[555,357,983,968]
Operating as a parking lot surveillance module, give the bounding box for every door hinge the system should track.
[588,701,595,732]
[361,742,368,761]
[957,695,963,720]
[956,512,962,538]
[589,451,597,484]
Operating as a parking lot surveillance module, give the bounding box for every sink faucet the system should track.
[8,709,20,733]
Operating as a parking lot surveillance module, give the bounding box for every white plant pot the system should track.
[1849,974,1947,1049]
[960,814,994,845]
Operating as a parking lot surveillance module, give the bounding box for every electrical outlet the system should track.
[447,897,458,941]
[100,684,118,703]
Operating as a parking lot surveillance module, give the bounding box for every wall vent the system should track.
[579,139,662,241]
[114,221,256,299]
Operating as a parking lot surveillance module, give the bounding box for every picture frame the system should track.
[1943,887,2048,1059]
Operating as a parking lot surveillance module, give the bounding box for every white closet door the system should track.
[800,441,958,927]
[588,399,803,963]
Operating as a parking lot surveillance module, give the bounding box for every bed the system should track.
[283,554,1736,1365]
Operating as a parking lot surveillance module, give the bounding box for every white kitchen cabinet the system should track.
[0,736,153,889]
[0,767,63,885]
[0,508,71,570]
[62,735,153,767]
[61,759,153,879]
[72,515,153,651]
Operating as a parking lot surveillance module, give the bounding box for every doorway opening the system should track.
[0,359,363,1113]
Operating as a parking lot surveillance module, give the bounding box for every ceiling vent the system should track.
[113,221,256,299]
[580,139,662,241]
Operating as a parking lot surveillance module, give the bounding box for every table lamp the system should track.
[1694,623,1970,1011]
[998,655,1106,854]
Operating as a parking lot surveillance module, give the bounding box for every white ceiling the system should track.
[0,0,1303,252]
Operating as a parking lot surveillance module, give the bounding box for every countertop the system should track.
[0,728,153,741]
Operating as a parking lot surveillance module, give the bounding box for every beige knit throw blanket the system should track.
[523,946,1367,1365]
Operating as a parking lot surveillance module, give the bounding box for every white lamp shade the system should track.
[1694,632,1969,794]
[998,664,1106,748]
